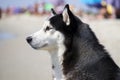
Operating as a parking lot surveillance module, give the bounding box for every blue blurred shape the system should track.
[0,32,15,40]
[80,0,101,5]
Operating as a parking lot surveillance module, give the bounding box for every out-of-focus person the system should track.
[79,0,102,14]
[44,3,54,14]
[97,1,112,19]
[50,0,65,13]
[0,8,1,19]
[106,0,120,19]
[6,7,12,16]
[50,0,64,7]
[34,2,39,15]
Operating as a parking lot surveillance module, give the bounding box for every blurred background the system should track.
[0,0,120,80]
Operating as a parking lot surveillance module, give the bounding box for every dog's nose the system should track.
[26,36,32,43]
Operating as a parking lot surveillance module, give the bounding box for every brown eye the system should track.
[45,26,53,32]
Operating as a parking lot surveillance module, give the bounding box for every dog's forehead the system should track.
[43,15,62,29]
[43,15,57,27]
[42,20,52,28]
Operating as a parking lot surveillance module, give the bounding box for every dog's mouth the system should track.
[40,43,48,48]
[31,43,48,50]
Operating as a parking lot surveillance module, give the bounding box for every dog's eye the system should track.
[45,26,53,32]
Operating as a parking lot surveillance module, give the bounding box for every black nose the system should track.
[26,36,32,43]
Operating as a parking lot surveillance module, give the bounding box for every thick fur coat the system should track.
[27,4,120,80]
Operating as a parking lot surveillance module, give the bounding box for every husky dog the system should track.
[26,4,120,80]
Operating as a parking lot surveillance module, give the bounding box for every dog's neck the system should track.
[49,44,66,80]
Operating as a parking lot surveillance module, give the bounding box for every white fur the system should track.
[29,20,66,80]
[48,32,66,80]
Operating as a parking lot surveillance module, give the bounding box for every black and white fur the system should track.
[26,4,120,80]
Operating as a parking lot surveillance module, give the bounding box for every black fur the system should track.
[50,4,120,80]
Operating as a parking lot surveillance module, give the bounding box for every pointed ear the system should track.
[51,8,57,15]
[62,4,70,25]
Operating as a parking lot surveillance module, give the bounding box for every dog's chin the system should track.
[30,44,57,51]
[31,46,40,50]
[30,43,48,50]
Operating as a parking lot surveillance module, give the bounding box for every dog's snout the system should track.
[26,36,32,43]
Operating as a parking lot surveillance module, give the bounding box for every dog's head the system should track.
[26,4,76,51]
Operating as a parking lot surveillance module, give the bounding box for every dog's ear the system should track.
[51,8,57,15]
[62,4,70,26]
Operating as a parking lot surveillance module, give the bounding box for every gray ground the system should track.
[0,15,120,80]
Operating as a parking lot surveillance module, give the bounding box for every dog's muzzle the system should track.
[26,36,48,49]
